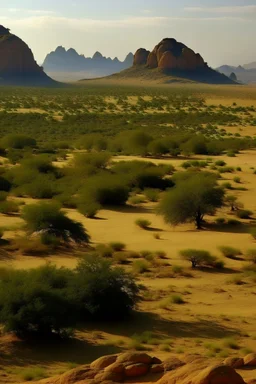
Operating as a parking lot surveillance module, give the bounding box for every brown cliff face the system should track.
[0,25,55,85]
[134,38,207,72]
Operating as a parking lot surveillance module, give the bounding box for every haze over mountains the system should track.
[216,62,256,84]
[43,47,134,81]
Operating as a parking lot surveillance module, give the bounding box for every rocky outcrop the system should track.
[0,25,54,86]
[133,48,150,66]
[30,352,252,384]
[134,38,206,72]
[131,38,234,84]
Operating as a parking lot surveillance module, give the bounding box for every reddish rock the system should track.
[152,357,163,364]
[147,52,158,68]
[163,357,185,372]
[193,364,245,384]
[94,370,124,383]
[57,365,98,383]
[0,25,54,85]
[158,51,178,70]
[133,48,150,66]
[117,352,152,365]
[124,363,149,377]
[105,362,125,374]
[150,364,165,374]
[224,357,244,369]
[90,355,118,370]
[244,353,256,367]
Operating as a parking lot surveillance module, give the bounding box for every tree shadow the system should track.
[0,335,122,368]
[79,310,239,341]
[197,266,238,275]
[108,205,152,214]
[205,223,251,234]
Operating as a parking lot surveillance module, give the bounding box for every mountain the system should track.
[0,25,55,86]
[94,38,234,85]
[216,64,256,84]
[244,62,256,70]
[43,47,134,80]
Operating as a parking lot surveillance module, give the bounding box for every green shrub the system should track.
[233,176,241,184]
[95,245,113,258]
[77,200,100,219]
[215,160,226,166]
[109,242,126,252]
[20,367,47,381]
[180,249,216,268]
[218,246,242,259]
[132,260,150,274]
[135,219,151,229]
[215,217,226,225]
[144,189,160,202]
[1,134,37,149]
[227,219,241,226]
[0,200,19,214]
[171,295,185,304]
[246,249,256,264]
[251,228,256,240]
[129,195,145,205]
[22,202,90,243]
[0,176,11,192]
[236,210,252,219]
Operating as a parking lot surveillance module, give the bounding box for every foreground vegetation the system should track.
[0,83,256,383]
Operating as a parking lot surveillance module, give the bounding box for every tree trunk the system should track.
[195,214,202,230]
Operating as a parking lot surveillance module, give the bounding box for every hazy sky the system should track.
[1,0,256,67]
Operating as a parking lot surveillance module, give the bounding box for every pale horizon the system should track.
[1,0,256,67]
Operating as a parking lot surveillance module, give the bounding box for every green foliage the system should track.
[135,218,152,229]
[0,257,139,336]
[132,260,150,274]
[22,202,90,243]
[246,249,256,264]
[250,228,256,240]
[109,242,126,252]
[1,134,36,149]
[218,246,242,259]
[144,188,160,202]
[236,210,252,219]
[180,249,217,268]
[159,172,225,229]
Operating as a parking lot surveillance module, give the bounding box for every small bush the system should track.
[251,228,256,240]
[95,245,113,258]
[129,195,145,205]
[144,189,160,202]
[153,233,161,240]
[171,295,185,304]
[78,200,100,219]
[218,246,242,259]
[227,219,241,226]
[223,338,240,350]
[135,218,151,230]
[109,242,126,252]
[233,176,241,184]
[246,249,256,264]
[132,260,150,274]
[215,217,226,225]
[172,265,184,274]
[215,160,226,166]
[0,200,19,215]
[20,367,47,381]
[180,249,216,268]
[113,252,129,265]
[236,210,252,219]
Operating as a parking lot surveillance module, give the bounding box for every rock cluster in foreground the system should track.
[30,351,256,384]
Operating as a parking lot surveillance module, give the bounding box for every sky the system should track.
[1,0,256,67]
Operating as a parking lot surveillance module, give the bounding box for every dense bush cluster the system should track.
[0,256,139,337]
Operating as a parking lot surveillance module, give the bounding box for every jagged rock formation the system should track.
[30,352,256,384]
[131,38,234,84]
[0,25,55,86]
[43,47,134,78]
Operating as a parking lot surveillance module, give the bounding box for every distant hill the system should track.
[43,47,134,80]
[216,64,256,84]
[0,25,55,86]
[87,38,234,85]
[244,62,256,70]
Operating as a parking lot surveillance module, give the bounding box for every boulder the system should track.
[57,365,98,384]
[158,51,178,70]
[105,362,125,374]
[94,370,124,383]
[152,357,163,365]
[193,364,245,384]
[90,355,118,370]
[244,353,256,367]
[150,364,165,374]
[117,352,152,365]
[147,52,158,68]
[133,48,150,66]
[224,357,244,369]
[124,363,149,377]
[163,357,185,372]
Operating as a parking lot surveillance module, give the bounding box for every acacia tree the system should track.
[158,173,225,229]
